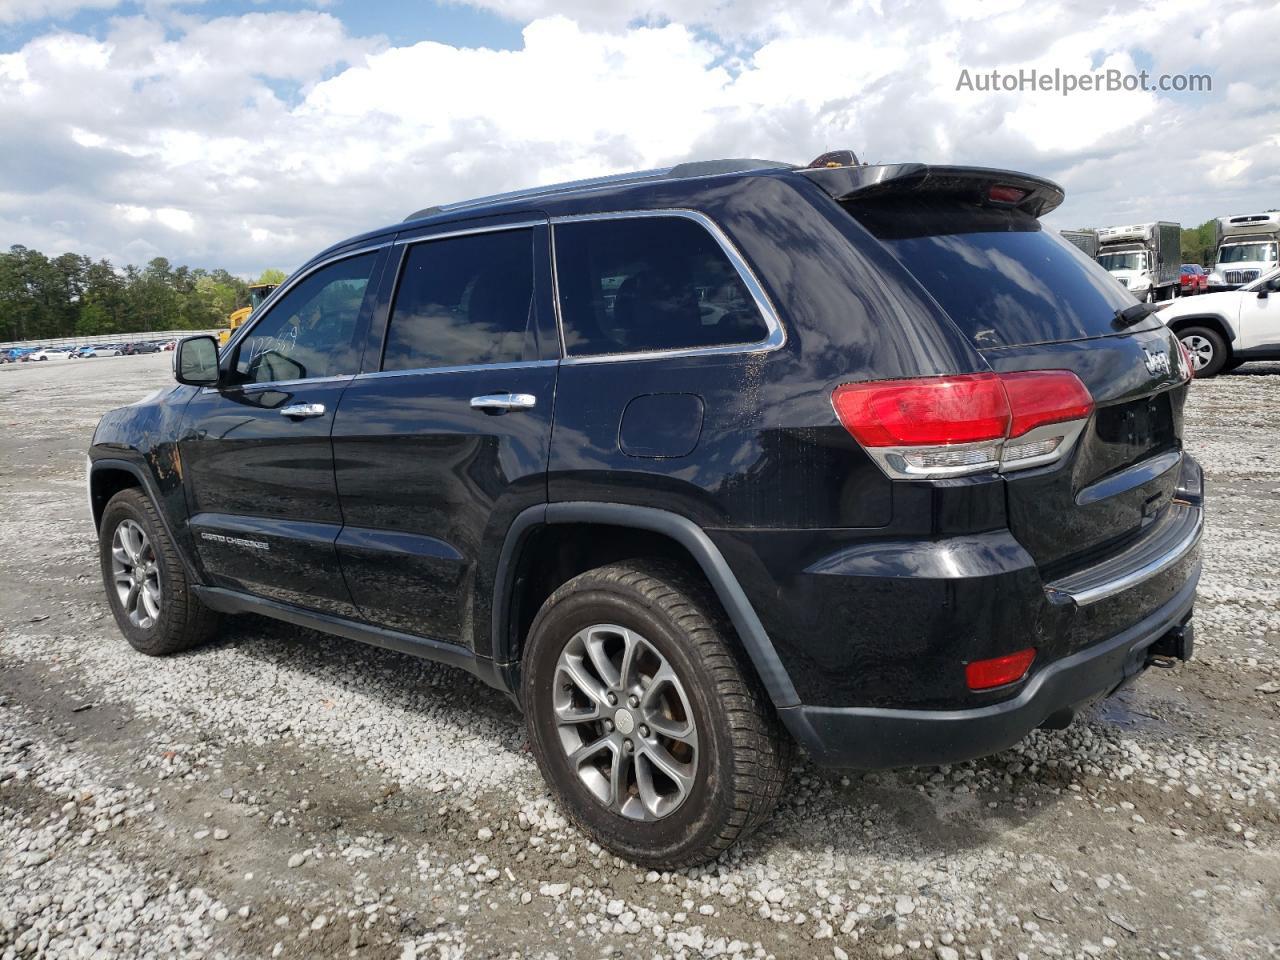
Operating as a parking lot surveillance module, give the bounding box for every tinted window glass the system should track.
[554,216,769,356]
[847,199,1151,349]
[382,229,535,371]
[235,253,376,384]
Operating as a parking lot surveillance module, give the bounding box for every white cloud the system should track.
[0,0,122,24]
[0,0,1275,274]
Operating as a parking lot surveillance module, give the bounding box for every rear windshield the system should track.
[845,199,1153,349]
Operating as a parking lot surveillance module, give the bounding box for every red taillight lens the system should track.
[966,648,1036,690]
[999,370,1095,438]
[832,373,1011,447]
[1175,338,1195,381]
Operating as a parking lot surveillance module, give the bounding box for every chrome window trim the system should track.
[548,209,786,365]
[220,244,388,360]
[393,219,544,247]
[354,358,559,382]
[199,374,354,395]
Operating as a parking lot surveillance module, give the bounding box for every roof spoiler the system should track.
[800,163,1065,218]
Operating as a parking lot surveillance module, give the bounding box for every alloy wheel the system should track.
[553,624,698,821]
[111,518,162,629]
[1182,334,1214,372]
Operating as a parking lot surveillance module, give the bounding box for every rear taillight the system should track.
[1175,338,1195,381]
[966,648,1036,690]
[833,370,1093,479]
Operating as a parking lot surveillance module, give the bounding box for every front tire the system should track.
[98,488,220,655]
[1177,326,1228,378]
[521,560,790,868]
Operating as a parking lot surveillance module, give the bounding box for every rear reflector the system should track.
[833,370,1093,479]
[966,648,1036,690]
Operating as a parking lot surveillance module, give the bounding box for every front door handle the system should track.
[279,403,326,419]
[470,393,537,413]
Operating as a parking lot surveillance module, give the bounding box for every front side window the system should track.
[234,253,376,384]
[554,216,770,356]
[382,228,536,371]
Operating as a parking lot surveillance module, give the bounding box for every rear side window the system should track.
[554,215,769,356]
[846,199,1150,348]
[382,228,536,371]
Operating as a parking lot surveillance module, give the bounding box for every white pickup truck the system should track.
[1158,267,1280,376]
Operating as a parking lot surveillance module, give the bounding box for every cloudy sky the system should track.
[1,0,1275,276]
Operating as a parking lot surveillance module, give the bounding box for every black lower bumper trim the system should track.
[779,563,1200,770]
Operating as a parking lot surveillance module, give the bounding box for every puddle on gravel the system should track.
[1091,686,1171,732]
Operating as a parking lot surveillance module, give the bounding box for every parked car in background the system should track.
[1159,267,1280,376]
[88,155,1202,868]
[32,347,72,361]
[162,340,177,351]
[71,345,102,358]
[1180,264,1207,296]
[123,341,161,355]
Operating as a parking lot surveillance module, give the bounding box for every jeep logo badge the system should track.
[1143,348,1171,376]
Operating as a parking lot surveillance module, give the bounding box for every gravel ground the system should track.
[1,354,1278,960]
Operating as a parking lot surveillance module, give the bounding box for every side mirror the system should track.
[1259,288,1270,300]
[174,335,220,386]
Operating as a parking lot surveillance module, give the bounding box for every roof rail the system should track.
[403,158,793,223]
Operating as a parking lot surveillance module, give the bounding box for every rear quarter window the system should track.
[553,215,771,356]
[846,199,1153,348]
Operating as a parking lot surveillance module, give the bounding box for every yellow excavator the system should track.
[218,283,278,346]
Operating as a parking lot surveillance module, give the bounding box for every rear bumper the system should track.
[779,562,1199,769]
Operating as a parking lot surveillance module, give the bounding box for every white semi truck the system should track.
[1097,221,1182,302]
[1208,212,1280,291]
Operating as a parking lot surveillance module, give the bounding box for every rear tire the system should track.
[98,488,220,655]
[1177,326,1228,378]
[521,560,790,868]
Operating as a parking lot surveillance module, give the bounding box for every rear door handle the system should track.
[470,393,537,413]
[279,403,326,419]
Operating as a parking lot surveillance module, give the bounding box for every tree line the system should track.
[0,244,285,343]
[1181,222,1218,267]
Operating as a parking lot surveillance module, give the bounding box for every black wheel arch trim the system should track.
[1165,313,1237,345]
[89,456,200,582]
[492,501,802,709]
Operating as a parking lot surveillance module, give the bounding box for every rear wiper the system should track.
[1114,302,1158,330]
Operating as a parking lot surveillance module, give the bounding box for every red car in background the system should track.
[1180,264,1208,295]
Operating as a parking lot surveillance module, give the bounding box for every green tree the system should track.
[76,301,112,336]
[257,268,286,286]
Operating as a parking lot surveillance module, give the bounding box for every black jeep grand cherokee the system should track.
[89,155,1202,867]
